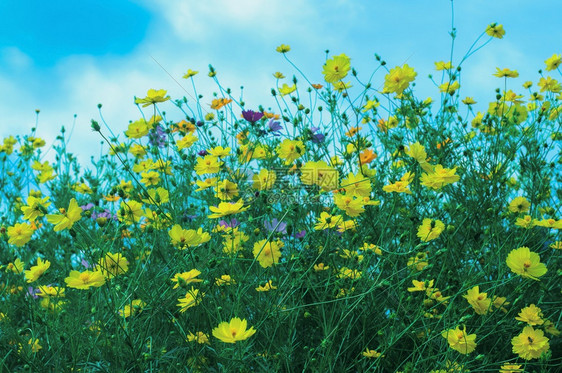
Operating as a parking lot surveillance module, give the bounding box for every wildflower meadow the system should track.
[1,21,561,372]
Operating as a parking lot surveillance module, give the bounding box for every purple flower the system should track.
[198,150,208,156]
[293,230,306,239]
[81,203,95,211]
[91,209,117,221]
[242,110,264,123]
[264,218,287,234]
[81,258,91,269]
[267,119,282,135]
[149,124,167,148]
[310,127,326,144]
[27,287,40,299]
[219,219,240,229]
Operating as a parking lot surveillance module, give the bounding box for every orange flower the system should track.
[345,126,362,137]
[359,149,377,165]
[210,98,233,110]
[311,84,324,89]
[172,120,196,134]
[263,111,280,119]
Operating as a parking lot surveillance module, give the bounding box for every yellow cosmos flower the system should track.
[46,198,82,231]
[177,287,203,313]
[119,299,145,318]
[208,199,249,219]
[253,239,283,268]
[485,23,505,39]
[508,197,530,213]
[544,53,562,71]
[171,269,203,289]
[98,252,129,279]
[515,304,544,326]
[277,139,305,165]
[64,270,106,289]
[255,280,277,292]
[134,89,170,107]
[506,246,547,280]
[383,64,417,94]
[493,67,519,78]
[416,218,445,242]
[322,53,351,83]
[463,286,491,315]
[24,257,51,283]
[279,83,297,96]
[7,223,34,247]
[212,317,256,343]
[442,325,477,354]
[511,326,550,360]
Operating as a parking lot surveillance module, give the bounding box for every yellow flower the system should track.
[362,348,383,358]
[177,287,203,313]
[382,171,414,194]
[253,239,283,268]
[46,198,82,231]
[125,119,149,138]
[214,179,239,201]
[383,64,417,94]
[533,218,562,229]
[119,299,145,318]
[544,53,562,71]
[277,139,305,165]
[255,279,277,292]
[252,169,277,190]
[416,218,445,242]
[506,246,547,280]
[420,165,460,190]
[276,44,291,53]
[485,23,505,39]
[538,76,561,93]
[508,196,530,213]
[64,270,106,289]
[408,252,428,271]
[134,89,170,107]
[24,257,51,283]
[322,53,351,83]
[300,160,339,191]
[442,325,477,354]
[462,97,477,105]
[314,263,330,271]
[186,331,210,345]
[334,193,365,217]
[6,258,25,274]
[549,241,562,250]
[168,225,205,249]
[215,274,235,286]
[21,196,51,221]
[405,142,427,162]
[273,71,285,79]
[140,171,160,186]
[463,286,491,315]
[515,215,534,229]
[212,317,256,343]
[182,69,199,78]
[434,61,453,70]
[208,199,249,219]
[407,279,434,292]
[337,267,362,279]
[493,67,519,78]
[37,285,65,298]
[341,172,371,197]
[176,133,198,150]
[438,81,460,94]
[511,326,550,360]
[194,155,222,175]
[7,222,34,247]
[314,212,343,230]
[171,269,203,289]
[210,98,232,110]
[279,83,297,96]
[515,304,544,326]
[98,253,129,279]
[118,200,144,224]
[499,364,523,373]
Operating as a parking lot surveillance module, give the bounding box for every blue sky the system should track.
[1,0,561,165]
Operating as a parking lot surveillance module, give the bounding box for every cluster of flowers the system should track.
[0,22,561,371]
